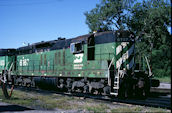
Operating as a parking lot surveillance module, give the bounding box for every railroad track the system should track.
[12,86,171,110]
[69,92,171,109]
[150,83,171,94]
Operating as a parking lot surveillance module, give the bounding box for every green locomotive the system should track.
[0,31,159,98]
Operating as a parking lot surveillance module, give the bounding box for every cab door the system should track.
[87,35,95,60]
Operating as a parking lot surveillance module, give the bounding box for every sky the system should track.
[0,0,100,48]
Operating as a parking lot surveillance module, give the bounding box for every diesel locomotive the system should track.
[0,30,159,99]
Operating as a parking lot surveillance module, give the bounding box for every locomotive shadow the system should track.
[0,104,33,112]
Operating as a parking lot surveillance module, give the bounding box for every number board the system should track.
[116,37,134,42]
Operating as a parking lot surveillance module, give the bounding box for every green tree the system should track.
[85,0,171,77]
[128,0,171,77]
[84,0,134,32]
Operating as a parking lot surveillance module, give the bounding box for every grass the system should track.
[111,106,143,113]
[0,90,37,106]
[0,89,170,112]
[110,106,170,113]
[0,89,82,110]
[85,103,110,113]
[154,76,171,83]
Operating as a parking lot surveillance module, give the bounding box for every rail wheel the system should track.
[135,76,150,99]
[118,77,133,99]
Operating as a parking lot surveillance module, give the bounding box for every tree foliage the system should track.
[85,0,171,77]
[128,0,171,77]
[84,0,134,32]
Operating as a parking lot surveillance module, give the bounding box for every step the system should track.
[8,82,12,84]
[110,92,118,96]
[114,82,119,84]
[113,87,119,89]
[114,83,119,86]
[115,78,119,81]
[114,84,118,87]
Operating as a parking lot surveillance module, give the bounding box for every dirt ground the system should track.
[0,89,171,113]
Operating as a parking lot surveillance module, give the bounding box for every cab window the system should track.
[70,42,84,54]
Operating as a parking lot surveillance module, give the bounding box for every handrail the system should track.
[144,56,153,77]
[5,62,9,70]
[9,62,14,72]
[108,57,114,86]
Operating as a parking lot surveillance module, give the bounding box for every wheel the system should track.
[83,85,89,93]
[118,77,133,99]
[103,86,110,95]
[142,77,150,98]
[135,76,150,99]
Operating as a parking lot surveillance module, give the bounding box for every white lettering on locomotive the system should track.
[74,53,84,69]
[74,53,83,63]
[19,58,29,66]
[74,64,83,69]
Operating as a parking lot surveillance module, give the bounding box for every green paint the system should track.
[0,56,15,73]
[1,40,135,78]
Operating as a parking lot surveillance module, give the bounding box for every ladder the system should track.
[0,63,14,84]
[110,68,120,96]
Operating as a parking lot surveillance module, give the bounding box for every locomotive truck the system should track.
[0,30,159,99]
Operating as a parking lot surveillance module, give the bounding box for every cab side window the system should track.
[70,42,84,54]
